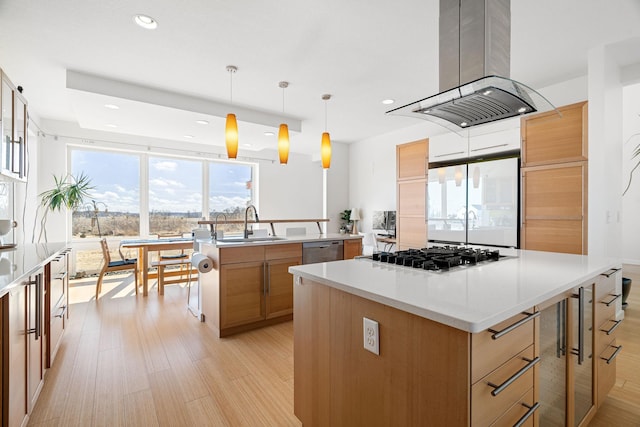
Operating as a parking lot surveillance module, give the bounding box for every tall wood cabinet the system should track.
[521,101,588,254]
[0,68,28,181]
[396,139,428,250]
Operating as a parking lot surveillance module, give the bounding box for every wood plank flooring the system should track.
[28,267,640,426]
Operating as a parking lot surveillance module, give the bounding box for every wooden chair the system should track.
[96,238,138,298]
[152,233,193,295]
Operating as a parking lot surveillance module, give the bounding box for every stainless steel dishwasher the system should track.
[302,240,344,264]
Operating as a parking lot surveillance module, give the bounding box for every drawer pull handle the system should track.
[54,305,68,318]
[55,271,68,280]
[489,311,540,340]
[601,319,622,335]
[513,401,540,427]
[601,345,622,364]
[602,294,621,307]
[488,356,540,396]
[600,268,621,278]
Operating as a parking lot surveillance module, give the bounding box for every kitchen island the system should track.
[198,233,362,337]
[289,249,622,426]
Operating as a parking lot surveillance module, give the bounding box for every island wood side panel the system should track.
[294,277,470,426]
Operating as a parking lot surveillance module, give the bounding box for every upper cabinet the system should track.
[521,101,588,167]
[0,68,28,181]
[397,139,428,180]
[428,126,520,164]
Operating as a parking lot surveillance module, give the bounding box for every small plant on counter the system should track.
[340,209,352,233]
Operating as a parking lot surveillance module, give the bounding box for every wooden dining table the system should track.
[120,237,195,296]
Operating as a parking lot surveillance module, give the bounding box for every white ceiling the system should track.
[0,0,639,156]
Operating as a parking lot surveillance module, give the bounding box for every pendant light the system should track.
[278,81,290,164]
[438,168,446,184]
[321,94,332,169]
[225,65,238,159]
[472,165,480,188]
[454,166,463,187]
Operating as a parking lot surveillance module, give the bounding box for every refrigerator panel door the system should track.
[427,165,467,244]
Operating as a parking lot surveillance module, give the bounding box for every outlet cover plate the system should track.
[363,317,379,355]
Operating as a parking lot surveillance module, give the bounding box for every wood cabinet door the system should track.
[220,261,265,329]
[397,179,427,250]
[266,257,300,319]
[521,101,587,167]
[521,162,587,254]
[27,274,44,412]
[397,139,428,180]
[343,239,362,259]
[8,283,28,427]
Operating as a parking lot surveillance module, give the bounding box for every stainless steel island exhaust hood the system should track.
[387,0,557,131]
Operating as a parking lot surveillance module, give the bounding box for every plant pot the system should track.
[622,277,632,309]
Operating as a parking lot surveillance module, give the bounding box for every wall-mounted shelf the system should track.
[198,218,329,235]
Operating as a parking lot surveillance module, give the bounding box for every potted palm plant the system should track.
[35,172,94,243]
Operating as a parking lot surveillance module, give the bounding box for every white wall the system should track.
[622,83,640,264]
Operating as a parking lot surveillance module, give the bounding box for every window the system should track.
[149,156,202,236]
[209,162,254,234]
[71,150,140,239]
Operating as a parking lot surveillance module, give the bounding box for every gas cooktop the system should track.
[367,245,508,272]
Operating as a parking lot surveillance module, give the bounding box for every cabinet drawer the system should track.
[220,246,265,264]
[50,270,66,310]
[595,294,618,329]
[471,310,536,384]
[489,388,536,427]
[50,254,66,276]
[596,317,620,357]
[265,243,302,260]
[49,305,66,366]
[597,340,621,407]
[472,346,536,427]
[595,269,618,301]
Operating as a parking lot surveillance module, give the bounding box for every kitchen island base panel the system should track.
[294,277,470,426]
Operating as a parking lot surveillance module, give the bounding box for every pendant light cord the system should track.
[324,100,327,131]
[229,71,233,105]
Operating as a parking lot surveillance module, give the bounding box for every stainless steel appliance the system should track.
[368,245,507,272]
[428,156,519,247]
[302,240,344,264]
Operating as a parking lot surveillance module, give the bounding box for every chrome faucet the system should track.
[244,205,259,238]
[213,213,227,240]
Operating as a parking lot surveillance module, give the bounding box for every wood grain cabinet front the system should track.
[595,268,623,407]
[206,243,302,336]
[45,249,70,367]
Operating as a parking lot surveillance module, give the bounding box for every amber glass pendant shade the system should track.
[278,124,290,164]
[225,113,238,158]
[321,132,331,169]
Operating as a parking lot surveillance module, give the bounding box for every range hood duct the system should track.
[387,0,557,131]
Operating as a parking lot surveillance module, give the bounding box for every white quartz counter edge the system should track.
[289,250,620,333]
[207,233,362,248]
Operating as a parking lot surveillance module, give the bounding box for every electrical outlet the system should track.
[363,317,379,355]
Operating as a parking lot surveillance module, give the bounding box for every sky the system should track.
[71,150,252,214]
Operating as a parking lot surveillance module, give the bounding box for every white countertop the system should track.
[202,233,362,248]
[0,242,68,297]
[289,249,620,333]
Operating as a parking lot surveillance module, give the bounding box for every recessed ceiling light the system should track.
[133,14,158,30]
[105,124,117,128]
[104,104,119,110]
[518,107,527,113]
[243,143,252,147]
[264,131,275,136]
[483,90,493,96]
[195,119,209,125]
[183,135,194,139]
[460,122,468,127]
[381,99,395,105]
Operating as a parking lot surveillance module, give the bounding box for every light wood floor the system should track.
[28,268,640,426]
